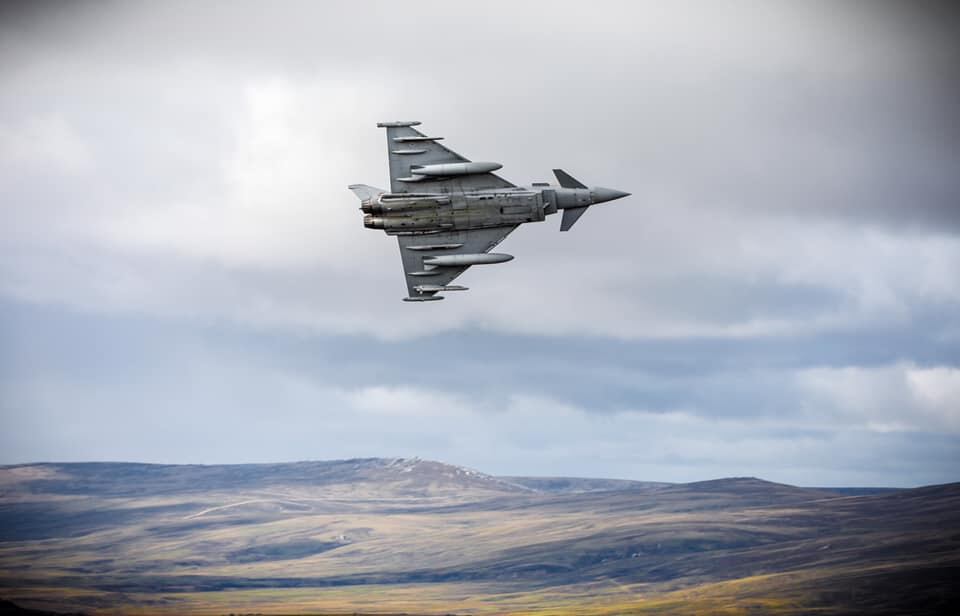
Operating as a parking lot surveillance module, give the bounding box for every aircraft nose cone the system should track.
[590,187,631,204]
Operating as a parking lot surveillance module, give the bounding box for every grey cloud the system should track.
[2,299,958,485]
[611,275,845,325]
[3,298,957,415]
[1,2,958,485]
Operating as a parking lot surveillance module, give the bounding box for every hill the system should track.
[0,459,957,615]
[0,457,528,499]
[497,475,669,493]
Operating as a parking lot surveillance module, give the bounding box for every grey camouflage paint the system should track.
[349,122,630,300]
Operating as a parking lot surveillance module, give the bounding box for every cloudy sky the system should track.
[1,1,958,486]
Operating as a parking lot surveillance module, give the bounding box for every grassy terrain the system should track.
[1,459,957,614]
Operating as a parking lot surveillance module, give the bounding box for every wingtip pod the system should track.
[377,121,421,128]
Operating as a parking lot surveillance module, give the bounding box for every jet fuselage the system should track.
[360,186,626,234]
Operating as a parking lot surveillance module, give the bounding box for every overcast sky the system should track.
[1,1,958,486]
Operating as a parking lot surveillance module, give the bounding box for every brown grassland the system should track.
[1,459,957,615]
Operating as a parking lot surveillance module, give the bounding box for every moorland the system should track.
[1,458,957,614]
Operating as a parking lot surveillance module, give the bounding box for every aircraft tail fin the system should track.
[348,184,385,201]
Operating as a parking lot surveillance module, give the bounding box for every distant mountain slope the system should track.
[0,460,956,615]
[498,475,670,493]
[0,458,530,500]
[814,486,903,496]
[661,476,841,501]
[498,475,902,498]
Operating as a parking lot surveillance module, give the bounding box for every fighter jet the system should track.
[349,121,630,301]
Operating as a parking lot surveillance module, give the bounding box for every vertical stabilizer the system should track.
[348,184,385,201]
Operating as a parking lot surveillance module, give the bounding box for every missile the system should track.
[410,162,502,177]
[399,162,502,182]
[413,284,468,293]
[363,215,440,230]
[422,253,513,267]
[402,295,444,302]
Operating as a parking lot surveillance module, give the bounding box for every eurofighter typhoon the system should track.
[349,121,630,301]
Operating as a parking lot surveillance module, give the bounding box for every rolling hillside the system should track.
[0,459,957,614]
